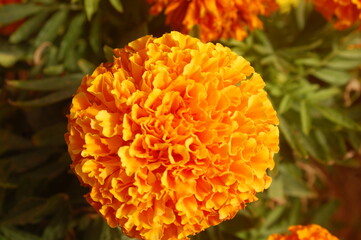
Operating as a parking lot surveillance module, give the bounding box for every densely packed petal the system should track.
[65,31,279,240]
[313,0,361,30]
[268,224,339,240]
[146,0,279,41]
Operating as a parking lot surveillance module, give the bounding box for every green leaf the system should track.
[84,0,101,20]
[78,59,96,74]
[0,198,47,225]
[0,130,32,155]
[100,220,126,240]
[253,44,272,55]
[189,24,200,39]
[0,194,68,226]
[288,200,301,225]
[327,131,347,161]
[312,68,351,86]
[9,12,50,44]
[278,94,292,114]
[311,200,339,226]
[0,42,26,67]
[90,13,102,55]
[261,205,286,229]
[5,149,55,173]
[306,87,340,102]
[267,176,285,201]
[278,117,307,157]
[295,0,306,29]
[32,122,67,147]
[253,30,273,51]
[325,57,361,70]
[41,194,70,240]
[280,39,323,54]
[293,82,319,98]
[0,3,46,25]
[63,42,83,71]
[42,210,69,240]
[34,9,69,46]
[103,45,114,62]
[316,106,361,131]
[347,131,361,150]
[297,131,326,162]
[281,164,315,198]
[219,212,255,235]
[300,100,311,135]
[109,0,124,13]
[337,48,361,59]
[7,74,82,91]
[314,130,331,162]
[9,85,78,107]
[43,64,65,75]
[58,13,86,60]
[295,58,321,66]
[22,154,69,181]
[0,227,42,240]
[0,180,17,189]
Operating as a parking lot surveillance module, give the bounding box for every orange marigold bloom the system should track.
[268,224,339,240]
[313,0,361,30]
[0,0,24,36]
[65,31,279,240]
[146,0,279,41]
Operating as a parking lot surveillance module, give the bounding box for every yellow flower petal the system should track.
[66,31,279,240]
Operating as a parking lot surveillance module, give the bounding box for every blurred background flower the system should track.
[146,0,279,41]
[276,0,299,12]
[268,224,339,240]
[313,0,361,30]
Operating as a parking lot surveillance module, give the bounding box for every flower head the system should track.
[313,0,361,30]
[65,31,279,240]
[146,0,279,41]
[268,224,339,240]
[0,0,24,36]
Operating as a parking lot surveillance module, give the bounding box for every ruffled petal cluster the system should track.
[66,31,279,240]
[313,0,361,30]
[0,0,24,36]
[268,224,339,240]
[146,0,279,41]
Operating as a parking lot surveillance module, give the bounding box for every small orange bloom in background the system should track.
[146,0,279,41]
[313,0,361,30]
[268,224,339,240]
[0,0,24,36]
[276,0,299,12]
[65,31,279,240]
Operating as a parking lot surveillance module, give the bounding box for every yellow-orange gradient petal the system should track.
[146,0,279,41]
[313,0,361,30]
[65,31,279,240]
[268,224,339,240]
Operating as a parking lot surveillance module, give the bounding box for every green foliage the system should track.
[1,0,360,239]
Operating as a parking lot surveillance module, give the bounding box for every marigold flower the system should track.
[313,0,361,30]
[268,224,339,240]
[146,0,279,41]
[0,0,24,36]
[65,31,279,240]
[276,0,299,12]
